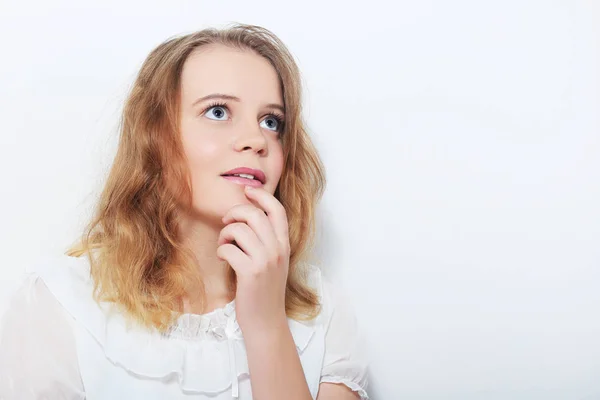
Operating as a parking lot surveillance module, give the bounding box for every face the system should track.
[178,44,285,224]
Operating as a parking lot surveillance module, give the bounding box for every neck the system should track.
[179,215,234,314]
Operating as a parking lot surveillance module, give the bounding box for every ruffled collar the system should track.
[165,300,237,340]
[34,254,320,398]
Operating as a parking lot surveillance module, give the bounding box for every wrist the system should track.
[240,314,290,343]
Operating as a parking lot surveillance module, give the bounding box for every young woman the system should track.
[0,24,369,399]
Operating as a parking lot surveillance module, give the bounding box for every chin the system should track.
[191,199,246,223]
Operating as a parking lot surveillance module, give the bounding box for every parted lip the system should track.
[221,167,266,184]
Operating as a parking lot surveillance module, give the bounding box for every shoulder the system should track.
[2,252,88,319]
[2,253,107,344]
[0,253,92,339]
[0,255,85,399]
[28,253,103,319]
[29,252,93,291]
[302,263,353,325]
[2,271,60,321]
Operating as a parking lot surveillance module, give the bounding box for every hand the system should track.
[217,185,290,333]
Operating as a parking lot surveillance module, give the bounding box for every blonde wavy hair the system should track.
[66,23,326,333]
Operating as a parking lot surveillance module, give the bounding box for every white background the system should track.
[0,1,599,399]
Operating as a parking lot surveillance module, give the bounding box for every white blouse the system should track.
[0,254,369,399]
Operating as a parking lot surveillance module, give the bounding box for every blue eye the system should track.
[204,105,229,120]
[260,115,284,133]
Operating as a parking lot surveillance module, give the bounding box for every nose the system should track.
[233,123,268,155]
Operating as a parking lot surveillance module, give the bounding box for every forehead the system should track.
[180,44,283,105]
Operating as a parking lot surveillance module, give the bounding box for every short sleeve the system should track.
[319,278,369,399]
[0,274,85,400]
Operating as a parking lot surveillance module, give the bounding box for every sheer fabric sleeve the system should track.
[0,274,85,400]
[319,278,370,399]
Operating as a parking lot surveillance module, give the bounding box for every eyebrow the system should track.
[192,93,285,114]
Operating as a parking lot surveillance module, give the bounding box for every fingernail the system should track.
[245,185,254,191]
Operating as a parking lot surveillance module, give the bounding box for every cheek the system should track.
[188,141,219,168]
[182,126,220,168]
[269,143,285,186]
[180,129,223,195]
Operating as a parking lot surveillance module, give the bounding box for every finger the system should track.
[222,204,278,251]
[216,243,249,274]
[218,222,264,260]
[243,186,289,247]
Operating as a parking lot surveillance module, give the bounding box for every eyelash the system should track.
[201,101,285,134]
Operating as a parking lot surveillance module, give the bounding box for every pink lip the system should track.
[222,175,264,187]
[221,167,266,186]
